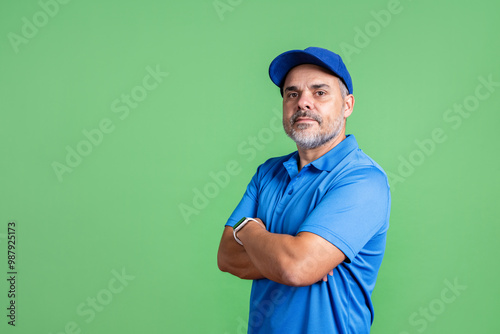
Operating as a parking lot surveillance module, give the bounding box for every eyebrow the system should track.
[283,83,330,92]
[284,85,298,92]
[311,83,330,90]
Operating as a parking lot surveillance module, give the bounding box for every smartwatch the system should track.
[233,217,261,245]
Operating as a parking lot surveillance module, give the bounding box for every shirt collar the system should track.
[283,134,359,176]
[310,134,359,171]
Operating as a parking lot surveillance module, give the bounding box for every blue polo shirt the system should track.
[225,135,391,334]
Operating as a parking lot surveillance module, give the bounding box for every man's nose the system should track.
[297,91,313,110]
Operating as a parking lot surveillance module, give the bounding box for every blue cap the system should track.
[269,47,353,95]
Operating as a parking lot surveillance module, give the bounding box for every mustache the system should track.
[290,110,322,125]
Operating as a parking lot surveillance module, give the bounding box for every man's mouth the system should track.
[294,117,317,124]
[291,112,322,125]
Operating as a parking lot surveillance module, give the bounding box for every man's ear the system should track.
[343,94,355,118]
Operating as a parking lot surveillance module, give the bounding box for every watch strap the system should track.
[233,217,260,245]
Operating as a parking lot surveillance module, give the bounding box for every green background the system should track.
[1,0,499,333]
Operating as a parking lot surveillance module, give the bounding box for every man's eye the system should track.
[316,91,326,96]
[288,92,298,98]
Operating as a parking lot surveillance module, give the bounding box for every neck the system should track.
[296,132,346,171]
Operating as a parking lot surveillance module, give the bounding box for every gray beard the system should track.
[284,109,345,150]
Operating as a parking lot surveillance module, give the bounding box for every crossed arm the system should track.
[217,218,346,287]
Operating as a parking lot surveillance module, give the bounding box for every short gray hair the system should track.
[338,77,349,100]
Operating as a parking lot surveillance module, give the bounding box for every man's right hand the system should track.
[321,270,334,282]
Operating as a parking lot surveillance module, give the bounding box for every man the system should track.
[217,47,391,333]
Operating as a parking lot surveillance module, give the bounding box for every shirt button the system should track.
[288,189,293,195]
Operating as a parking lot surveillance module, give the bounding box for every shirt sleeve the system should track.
[297,166,391,262]
[224,166,261,228]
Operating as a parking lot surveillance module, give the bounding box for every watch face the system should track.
[234,217,247,229]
